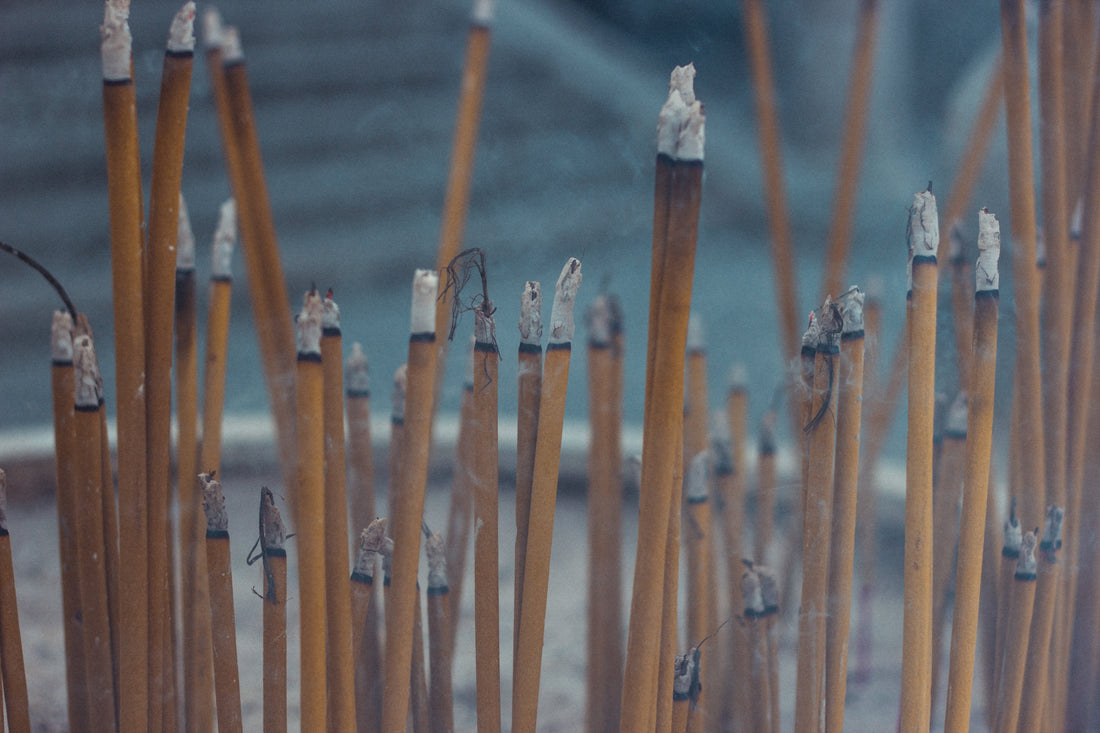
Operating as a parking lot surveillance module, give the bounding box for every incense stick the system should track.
[512,258,581,733]
[199,200,237,477]
[259,488,287,733]
[992,529,1038,733]
[346,344,376,560]
[743,564,772,733]
[0,470,30,732]
[516,281,542,679]
[444,340,473,659]
[1017,505,1066,729]
[682,451,712,733]
[424,529,454,733]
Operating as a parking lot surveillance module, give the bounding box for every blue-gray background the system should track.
[2,0,1017,463]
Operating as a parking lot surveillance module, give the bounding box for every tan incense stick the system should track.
[0,470,30,733]
[199,474,242,733]
[259,488,287,733]
[516,282,542,676]
[424,529,454,733]
[992,529,1038,733]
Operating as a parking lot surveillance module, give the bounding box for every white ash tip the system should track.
[100,0,133,81]
[474,304,496,345]
[464,335,476,388]
[471,0,495,25]
[976,208,1001,292]
[322,290,341,332]
[201,8,224,49]
[211,198,236,278]
[176,194,195,270]
[296,290,324,356]
[167,2,197,53]
[801,310,820,350]
[1016,530,1038,578]
[948,220,966,262]
[425,530,448,589]
[346,343,369,394]
[657,66,706,162]
[199,473,229,533]
[392,364,408,421]
[221,26,243,63]
[353,518,386,576]
[839,286,865,334]
[519,281,543,345]
[260,489,285,550]
[907,188,940,259]
[673,653,695,697]
[73,333,103,408]
[816,296,844,344]
[410,269,439,335]
[945,392,968,436]
[687,313,705,352]
[742,567,764,615]
[51,311,74,363]
[1040,505,1065,553]
[669,64,697,106]
[548,258,582,344]
[686,452,709,502]
[757,565,779,611]
[727,362,748,391]
[586,294,612,346]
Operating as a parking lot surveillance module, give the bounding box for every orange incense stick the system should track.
[259,488,288,733]
[346,343,377,550]
[516,282,542,672]
[992,529,1038,733]
[199,200,237,477]
[444,340,473,658]
[424,529,454,733]
[0,470,30,733]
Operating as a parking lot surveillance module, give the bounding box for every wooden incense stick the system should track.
[320,292,356,731]
[743,564,772,733]
[72,330,117,730]
[220,26,298,498]
[346,344,377,550]
[100,6,149,725]
[382,270,441,732]
[97,389,122,726]
[820,0,881,300]
[199,473,242,733]
[0,470,30,733]
[472,300,502,733]
[350,519,384,665]
[942,208,1000,733]
[714,410,747,728]
[824,286,865,733]
[258,488,287,733]
[992,529,1038,733]
[199,200,237,476]
[444,340,473,658]
[900,188,940,733]
[993,503,1021,710]
[794,298,842,733]
[670,653,694,733]
[585,292,622,733]
[682,451,712,733]
[50,312,87,730]
[516,281,542,675]
[176,196,215,733]
[411,585,430,733]
[946,224,976,393]
[1017,505,1066,730]
[294,290,328,731]
[512,258,582,733]
[424,528,454,733]
[621,66,705,732]
[754,412,778,567]
[760,566,781,733]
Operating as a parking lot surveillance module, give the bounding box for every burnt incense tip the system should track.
[801,310,820,351]
[353,518,386,577]
[1016,530,1038,579]
[100,0,133,81]
[945,392,968,437]
[586,294,612,346]
[425,529,447,589]
[474,302,496,344]
[687,313,705,352]
[260,488,286,551]
[907,189,940,260]
[201,7,224,49]
[742,567,764,616]
[322,290,341,332]
[73,333,103,408]
[948,220,966,262]
[839,286,865,334]
[471,0,495,25]
[686,452,709,502]
[519,281,543,345]
[296,289,324,356]
[51,311,74,363]
[0,469,7,533]
[816,296,844,345]
[1040,505,1065,554]
[176,194,196,270]
[199,472,229,534]
[346,343,369,393]
[1003,512,1022,555]
[757,565,779,612]
[392,365,408,421]
[976,208,1001,292]
[221,26,242,63]
[211,199,236,278]
[167,2,197,53]
[548,257,582,344]
[658,64,705,161]
[410,269,439,335]
[673,653,696,699]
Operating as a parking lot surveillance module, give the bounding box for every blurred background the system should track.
[1,0,1014,472]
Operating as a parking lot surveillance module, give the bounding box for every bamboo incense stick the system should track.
[621,67,705,732]
[655,441,683,733]
[743,564,772,733]
[346,344,377,554]
[471,301,502,733]
[259,488,288,733]
[97,391,122,725]
[900,188,940,733]
[1000,0,1048,532]
[320,292,356,732]
[512,258,582,733]
[682,452,712,733]
[50,312,87,731]
[1017,505,1066,730]
[794,298,842,733]
[824,286,865,733]
[754,412,777,567]
[760,566,781,733]
[390,365,408,513]
[220,26,299,499]
[819,0,881,300]
[199,474,242,733]
[0,471,30,733]
[993,504,1021,709]
[670,653,694,733]
[72,330,117,730]
[350,519,384,667]
[585,292,622,733]
[516,281,542,676]
[202,10,245,228]
[992,528,1038,733]
[294,290,328,731]
[720,366,749,731]
[382,270,441,733]
[411,585,430,733]
[942,209,1000,733]
[444,340,473,659]
[424,529,454,733]
[199,200,237,477]
[947,224,975,393]
[100,7,149,725]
